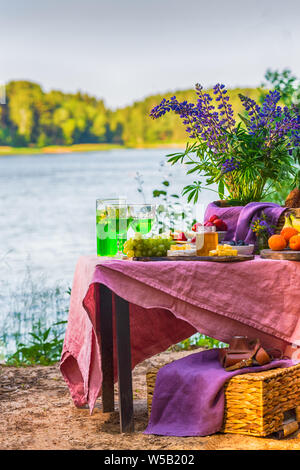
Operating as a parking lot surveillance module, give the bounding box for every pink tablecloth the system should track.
[60,255,300,412]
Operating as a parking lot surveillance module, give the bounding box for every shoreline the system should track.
[0,142,186,156]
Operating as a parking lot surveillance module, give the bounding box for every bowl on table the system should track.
[235,244,254,255]
[220,243,254,255]
[221,241,254,255]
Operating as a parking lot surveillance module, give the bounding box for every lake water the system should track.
[0,148,216,355]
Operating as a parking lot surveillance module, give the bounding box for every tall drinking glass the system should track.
[128,204,156,235]
[107,203,130,255]
[96,198,126,256]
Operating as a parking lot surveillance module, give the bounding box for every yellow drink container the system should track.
[196,227,218,256]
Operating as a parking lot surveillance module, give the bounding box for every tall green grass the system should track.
[0,266,70,364]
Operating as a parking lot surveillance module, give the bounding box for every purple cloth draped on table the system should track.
[144,349,294,437]
[204,202,286,243]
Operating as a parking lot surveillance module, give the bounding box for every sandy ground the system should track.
[1,348,300,451]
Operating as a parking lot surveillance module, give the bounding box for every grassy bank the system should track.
[0,142,186,156]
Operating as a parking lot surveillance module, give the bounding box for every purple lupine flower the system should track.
[212,83,235,130]
[239,89,300,149]
[221,157,240,174]
[149,83,300,158]
[150,95,200,138]
[195,83,231,152]
[260,90,281,120]
[239,93,261,125]
[150,83,235,153]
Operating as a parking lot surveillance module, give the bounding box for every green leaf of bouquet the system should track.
[238,113,253,128]
[218,180,225,200]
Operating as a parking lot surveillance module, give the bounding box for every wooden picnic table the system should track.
[61,256,300,433]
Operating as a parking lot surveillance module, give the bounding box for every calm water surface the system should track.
[0,149,215,353]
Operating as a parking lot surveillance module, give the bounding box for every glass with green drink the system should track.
[96,198,128,256]
[128,204,155,235]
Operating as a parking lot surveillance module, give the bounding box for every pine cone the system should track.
[285,188,300,208]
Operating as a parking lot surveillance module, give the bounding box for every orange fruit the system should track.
[289,234,300,251]
[268,234,287,251]
[280,227,298,242]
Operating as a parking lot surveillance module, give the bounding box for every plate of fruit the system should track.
[261,219,300,260]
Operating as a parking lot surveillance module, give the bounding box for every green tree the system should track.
[0,79,266,148]
[6,81,44,143]
[262,68,300,107]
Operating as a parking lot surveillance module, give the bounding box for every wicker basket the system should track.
[146,362,300,437]
[275,208,300,234]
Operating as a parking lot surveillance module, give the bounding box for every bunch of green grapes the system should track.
[123,233,174,258]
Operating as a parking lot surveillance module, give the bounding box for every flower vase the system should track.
[256,234,268,254]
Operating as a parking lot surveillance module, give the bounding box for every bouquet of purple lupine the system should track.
[150,84,300,205]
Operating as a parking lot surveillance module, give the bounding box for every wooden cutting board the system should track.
[131,254,254,262]
[260,249,300,261]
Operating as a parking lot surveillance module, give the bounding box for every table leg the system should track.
[115,294,134,433]
[98,284,114,413]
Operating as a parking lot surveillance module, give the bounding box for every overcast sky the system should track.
[1,0,300,108]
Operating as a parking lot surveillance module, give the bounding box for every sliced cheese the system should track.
[209,245,238,257]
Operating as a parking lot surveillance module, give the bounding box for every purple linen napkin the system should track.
[144,349,294,437]
[204,202,286,243]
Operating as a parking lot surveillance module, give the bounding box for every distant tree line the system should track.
[0,80,262,148]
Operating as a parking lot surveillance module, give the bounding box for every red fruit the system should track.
[213,218,222,226]
[213,219,227,231]
[192,222,202,232]
[204,221,214,227]
[177,232,187,241]
[217,221,227,231]
[209,214,218,223]
[191,236,196,243]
